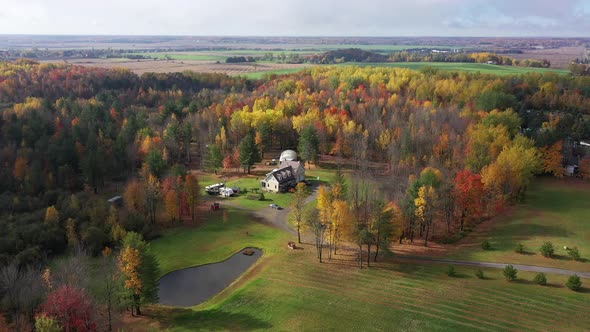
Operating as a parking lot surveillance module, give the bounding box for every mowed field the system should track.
[123,178,590,331]
[47,58,310,77]
[448,178,590,272]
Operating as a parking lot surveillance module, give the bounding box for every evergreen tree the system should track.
[238,134,260,174]
[298,126,320,166]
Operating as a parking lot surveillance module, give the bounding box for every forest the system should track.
[1,59,590,329]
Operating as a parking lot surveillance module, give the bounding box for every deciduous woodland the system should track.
[1,59,590,329]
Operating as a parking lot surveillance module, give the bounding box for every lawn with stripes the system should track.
[142,207,590,331]
[449,178,590,272]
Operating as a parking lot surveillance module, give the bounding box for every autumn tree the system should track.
[118,232,160,316]
[415,185,438,246]
[580,156,590,180]
[238,134,261,174]
[45,206,59,225]
[184,174,200,223]
[541,140,563,178]
[371,201,401,261]
[316,185,334,259]
[454,169,485,231]
[164,190,179,223]
[40,285,97,332]
[289,182,308,243]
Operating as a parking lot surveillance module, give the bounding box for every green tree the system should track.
[204,144,223,173]
[298,125,320,166]
[238,134,261,174]
[533,273,547,285]
[566,274,582,291]
[145,149,167,179]
[503,265,517,281]
[540,242,555,258]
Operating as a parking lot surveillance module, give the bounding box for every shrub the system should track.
[475,269,484,279]
[514,243,525,254]
[567,247,581,261]
[503,265,517,281]
[533,273,547,285]
[566,274,582,291]
[540,242,554,258]
[446,265,456,277]
[258,193,265,201]
[481,240,492,250]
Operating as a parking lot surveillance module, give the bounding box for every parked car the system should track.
[269,203,281,210]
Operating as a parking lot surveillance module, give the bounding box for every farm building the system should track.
[279,160,305,182]
[261,166,297,193]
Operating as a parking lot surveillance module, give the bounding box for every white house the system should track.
[261,166,297,193]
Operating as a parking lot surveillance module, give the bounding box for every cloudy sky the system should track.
[0,0,589,36]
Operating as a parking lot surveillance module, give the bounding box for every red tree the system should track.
[40,285,96,332]
[454,169,486,231]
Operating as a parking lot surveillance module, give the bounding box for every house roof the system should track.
[264,166,295,183]
[279,160,305,172]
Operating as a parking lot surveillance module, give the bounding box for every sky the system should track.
[0,0,589,37]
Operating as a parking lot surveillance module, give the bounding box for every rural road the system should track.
[395,255,590,279]
[253,182,319,236]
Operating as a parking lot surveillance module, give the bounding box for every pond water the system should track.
[158,248,263,307]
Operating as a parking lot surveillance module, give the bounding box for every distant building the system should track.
[261,166,297,193]
[107,196,123,207]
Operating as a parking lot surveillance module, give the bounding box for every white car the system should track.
[269,203,281,210]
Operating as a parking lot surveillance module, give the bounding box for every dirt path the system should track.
[395,255,590,279]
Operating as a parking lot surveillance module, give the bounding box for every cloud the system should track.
[0,0,586,36]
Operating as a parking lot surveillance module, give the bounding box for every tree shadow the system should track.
[154,307,273,331]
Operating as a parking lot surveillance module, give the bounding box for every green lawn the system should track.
[449,179,590,272]
[346,62,569,75]
[143,228,590,331]
[150,208,289,276]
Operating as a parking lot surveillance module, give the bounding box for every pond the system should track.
[158,248,263,307]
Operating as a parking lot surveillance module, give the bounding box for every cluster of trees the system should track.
[307,49,388,64]
[225,56,256,63]
[0,232,159,331]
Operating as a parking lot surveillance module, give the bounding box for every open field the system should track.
[447,179,590,272]
[349,62,570,75]
[506,46,587,69]
[126,201,590,331]
[47,58,310,76]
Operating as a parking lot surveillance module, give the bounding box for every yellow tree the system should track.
[414,185,437,247]
[331,199,353,255]
[289,182,308,243]
[123,180,146,214]
[45,206,59,225]
[118,246,142,316]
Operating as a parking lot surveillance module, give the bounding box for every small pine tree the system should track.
[567,247,581,261]
[566,274,582,291]
[503,265,517,281]
[540,241,555,258]
[514,243,525,254]
[258,193,265,201]
[446,265,456,277]
[475,269,484,279]
[481,240,492,250]
[533,273,547,285]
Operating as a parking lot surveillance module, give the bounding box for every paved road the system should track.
[395,255,590,279]
[254,183,319,236]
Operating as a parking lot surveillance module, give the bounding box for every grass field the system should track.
[348,62,570,75]
[450,179,590,272]
[124,177,590,331]
[240,68,308,79]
